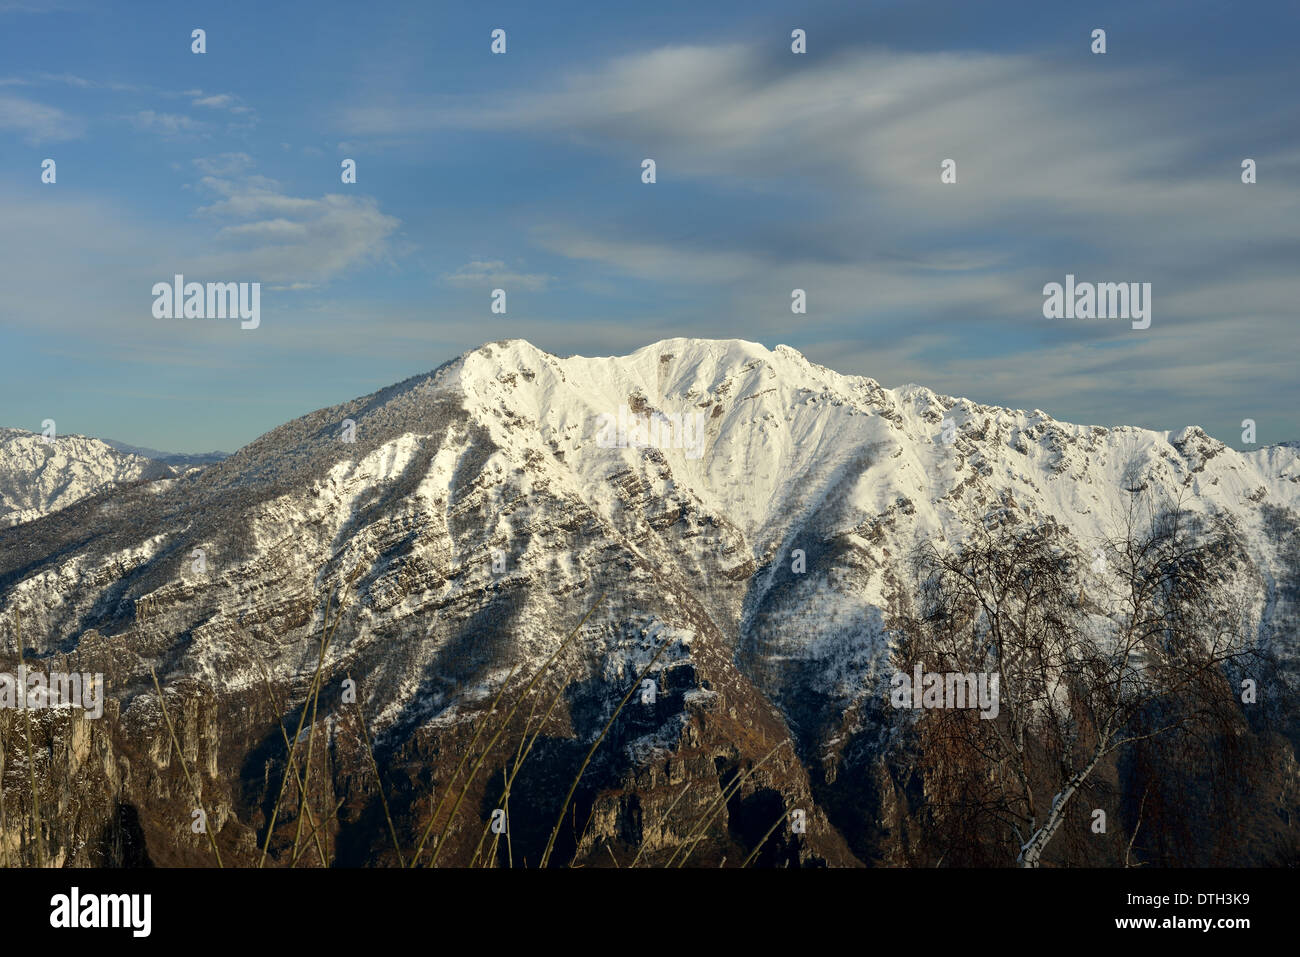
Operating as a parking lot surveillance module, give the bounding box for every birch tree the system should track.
[899,490,1260,867]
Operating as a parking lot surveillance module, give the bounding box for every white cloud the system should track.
[0,93,81,142]
[0,0,82,12]
[132,92,256,137]
[0,72,137,91]
[193,153,255,177]
[192,93,234,109]
[443,260,552,290]
[190,91,255,115]
[130,110,203,136]
[192,169,401,284]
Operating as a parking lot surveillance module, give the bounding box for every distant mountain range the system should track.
[101,440,230,468]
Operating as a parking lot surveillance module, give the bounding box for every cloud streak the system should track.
[443,260,551,290]
[0,92,81,142]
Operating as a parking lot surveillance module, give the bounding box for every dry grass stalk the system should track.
[539,630,674,868]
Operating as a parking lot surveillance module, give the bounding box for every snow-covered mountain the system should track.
[0,428,177,527]
[1,338,1296,866]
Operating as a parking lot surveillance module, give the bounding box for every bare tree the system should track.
[898,487,1262,867]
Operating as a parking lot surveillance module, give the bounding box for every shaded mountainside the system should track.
[1,338,1297,866]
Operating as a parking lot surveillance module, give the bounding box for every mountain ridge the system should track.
[0,337,1296,866]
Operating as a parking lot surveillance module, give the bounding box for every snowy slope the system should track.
[0,427,176,526]
[3,338,1297,697]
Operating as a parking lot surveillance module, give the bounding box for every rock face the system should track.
[0,337,1297,867]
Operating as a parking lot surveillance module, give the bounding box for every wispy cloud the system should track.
[191,162,401,284]
[349,44,1292,299]
[0,0,83,12]
[343,43,1281,228]
[130,109,204,137]
[443,260,551,290]
[189,90,255,115]
[0,72,137,91]
[193,152,255,177]
[0,92,81,142]
[192,93,234,109]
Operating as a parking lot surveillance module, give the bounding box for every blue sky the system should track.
[1,0,1296,453]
